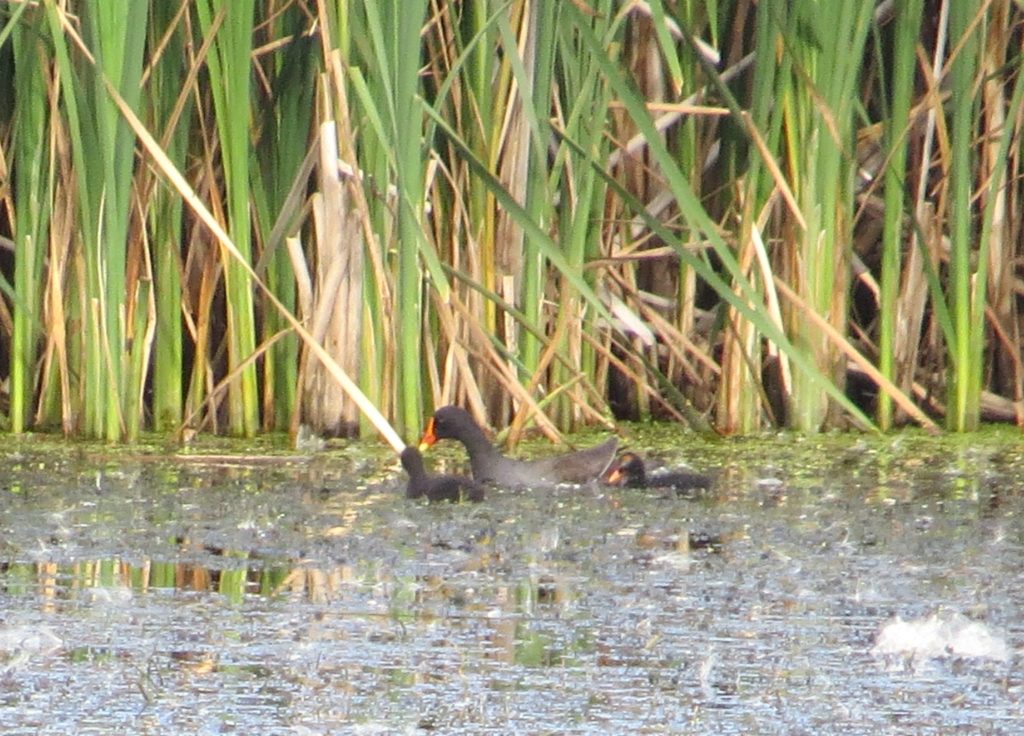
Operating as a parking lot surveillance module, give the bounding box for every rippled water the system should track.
[0,430,1021,734]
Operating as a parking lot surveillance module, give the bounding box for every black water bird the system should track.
[400,446,484,503]
[604,451,712,497]
[419,405,618,487]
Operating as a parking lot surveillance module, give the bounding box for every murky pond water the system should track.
[1,429,1022,734]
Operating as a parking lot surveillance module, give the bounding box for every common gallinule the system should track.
[418,405,618,487]
[604,451,712,496]
[400,446,485,503]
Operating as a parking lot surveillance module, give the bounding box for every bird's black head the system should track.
[605,451,646,487]
[400,446,425,474]
[419,405,480,447]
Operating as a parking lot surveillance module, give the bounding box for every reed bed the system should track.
[0,0,1021,443]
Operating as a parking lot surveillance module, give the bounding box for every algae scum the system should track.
[0,429,1022,734]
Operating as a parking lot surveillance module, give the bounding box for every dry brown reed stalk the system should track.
[772,276,939,432]
[293,120,365,437]
[717,205,766,433]
[428,288,490,423]
[977,1,1021,407]
[104,72,404,449]
[38,180,75,433]
[441,289,576,447]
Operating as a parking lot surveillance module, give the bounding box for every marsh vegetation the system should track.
[0,1,1021,443]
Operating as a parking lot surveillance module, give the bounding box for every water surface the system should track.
[0,430,1021,734]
